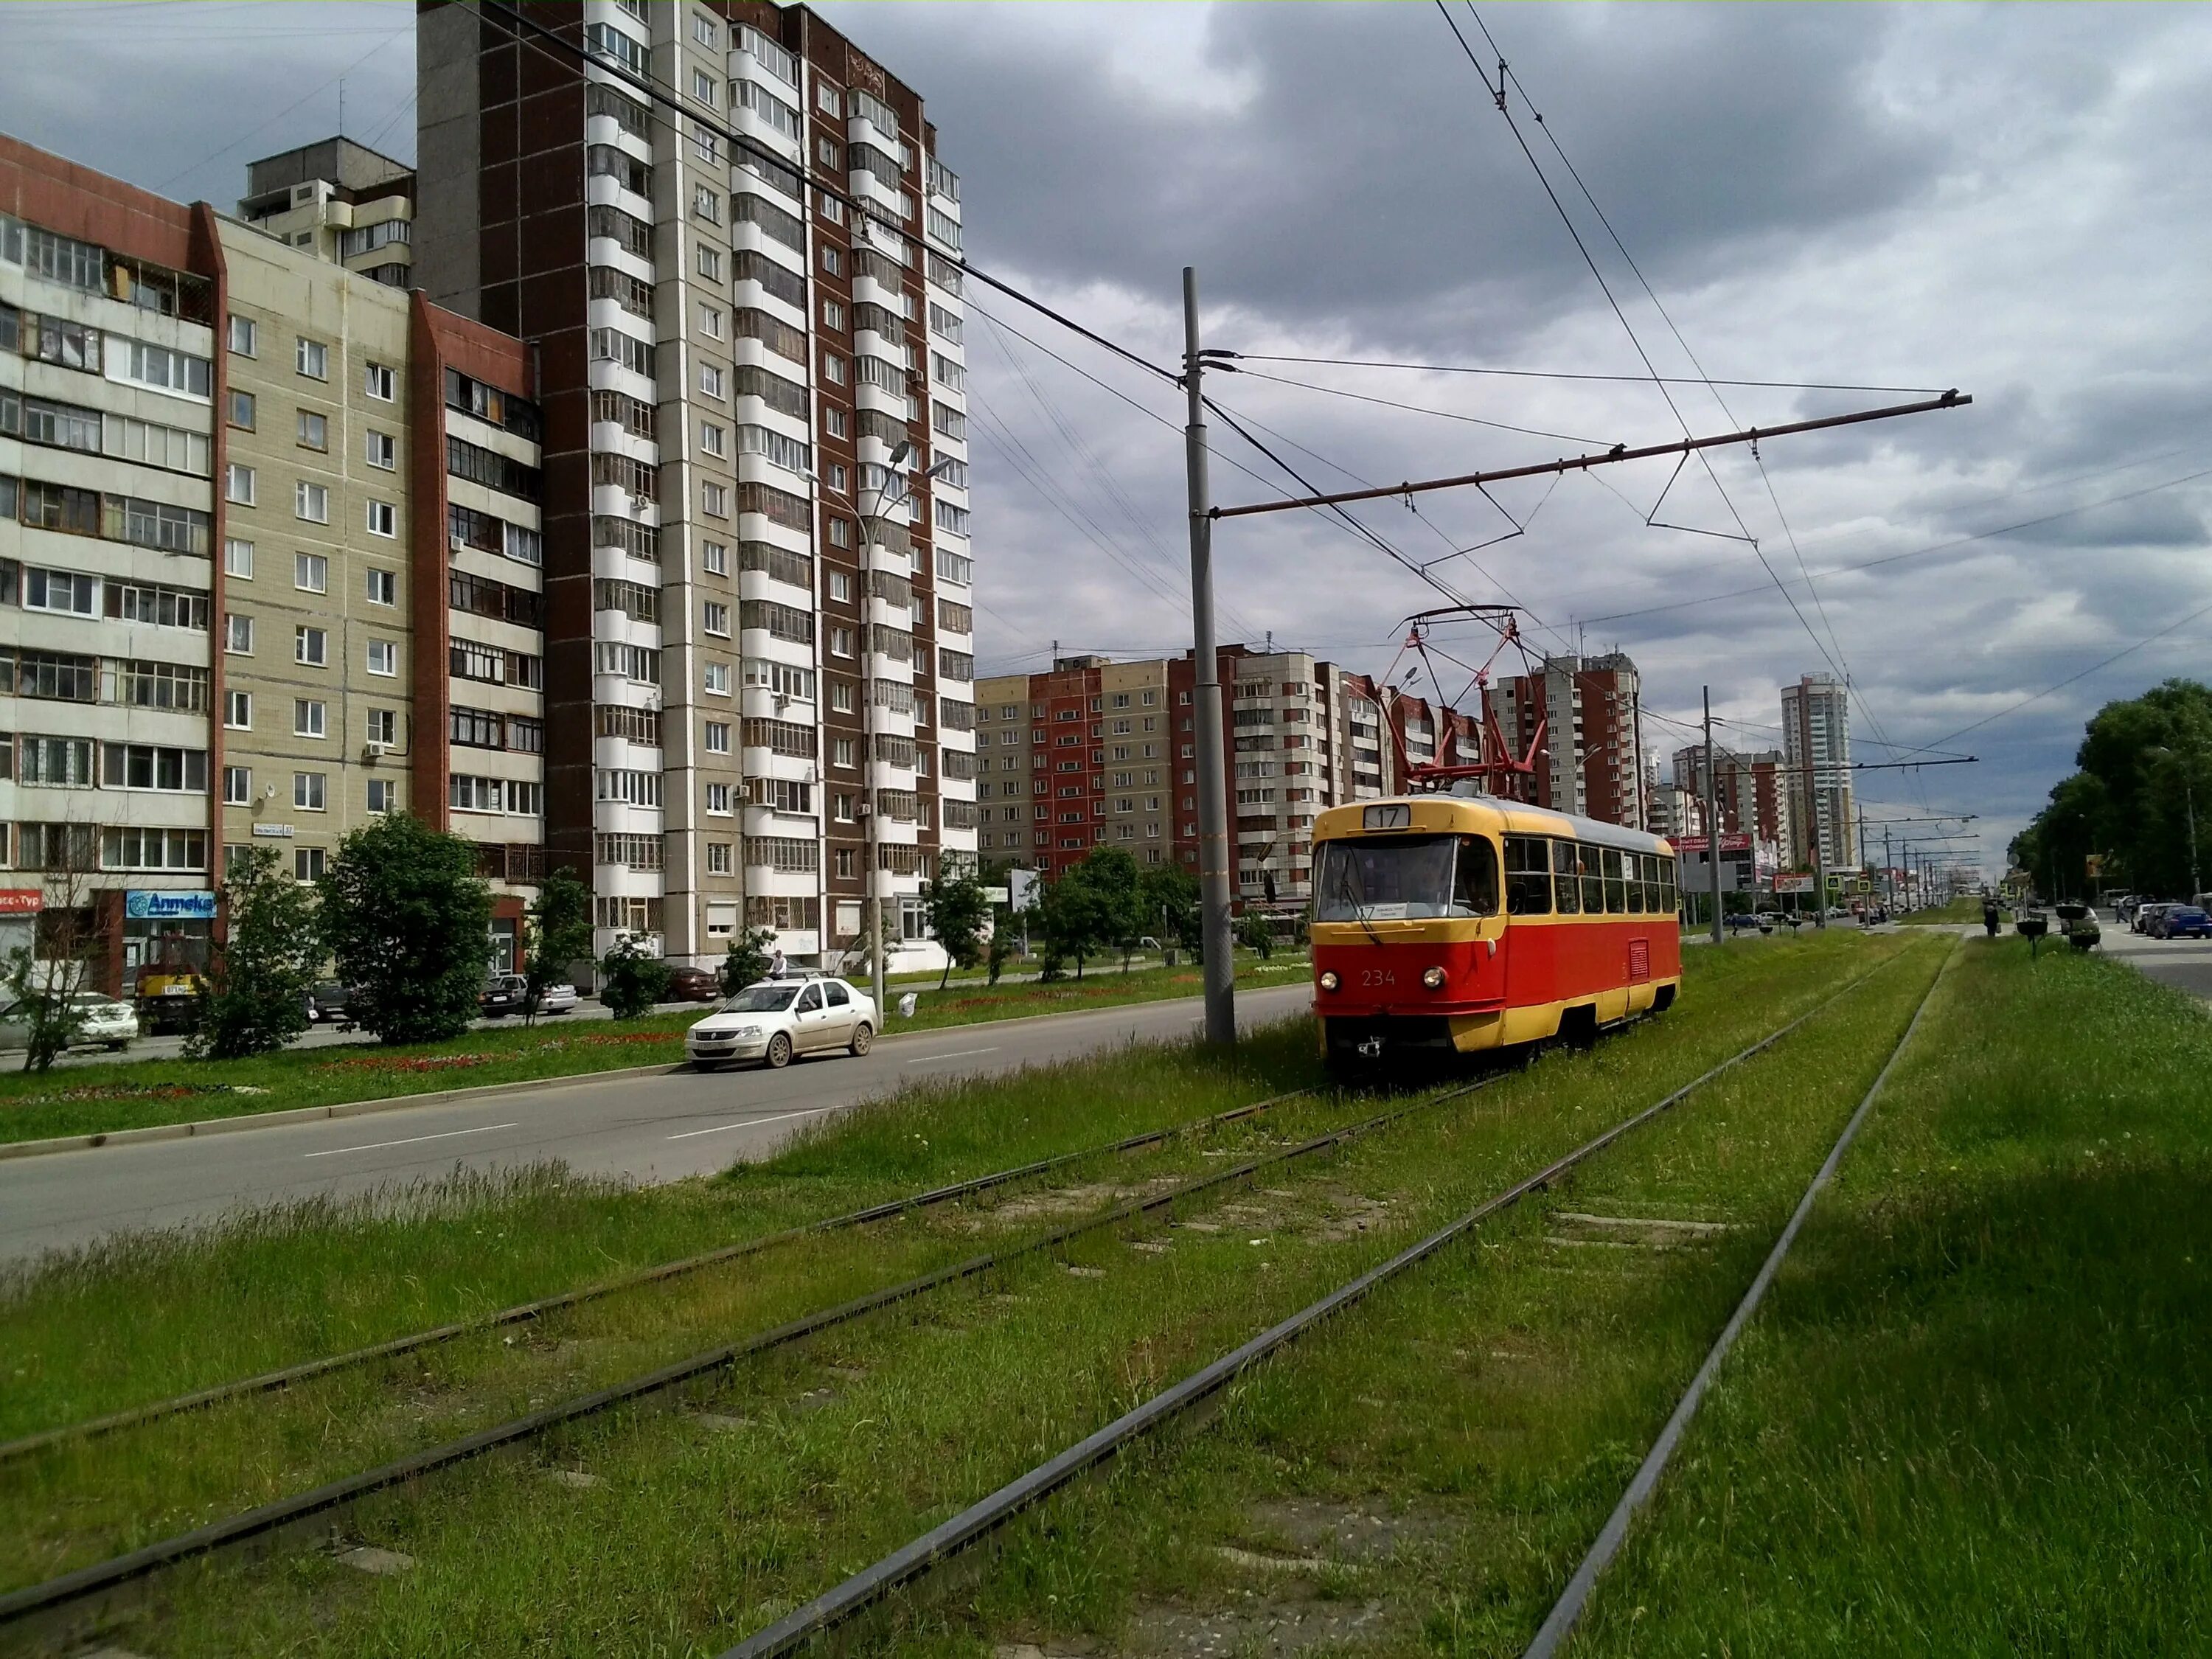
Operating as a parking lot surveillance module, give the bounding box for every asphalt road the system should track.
[2095,923,2212,1004]
[0,983,1311,1265]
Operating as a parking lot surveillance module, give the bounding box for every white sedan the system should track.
[0,991,139,1053]
[686,976,878,1071]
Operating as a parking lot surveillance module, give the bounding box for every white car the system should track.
[686,975,878,1071]
[0,991,139,1053]
[540,981,580,1015]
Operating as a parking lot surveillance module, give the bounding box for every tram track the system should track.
[717,950,1921,1659]
[0,1066,1523,1632]
[0,1082,1325,1466]
[3,947,1907,1648]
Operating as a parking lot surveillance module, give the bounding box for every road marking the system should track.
[305,1122,519,1158]
[666,1103,846,1142]
[902,1046,1001,1065]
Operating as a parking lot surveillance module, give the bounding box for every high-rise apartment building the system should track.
[1781,673,1852,871]
[414,0,978,968]
[1484,653,1645,828]
[1,133,553,990]
[1669,742,1794,856]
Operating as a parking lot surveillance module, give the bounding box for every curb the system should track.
[0,981,1315,1164]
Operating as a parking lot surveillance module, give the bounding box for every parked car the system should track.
[479,973,529,1017]
[2152,905,2212,940]
[686,975,878,1070]
[2135,902,2172,935]
[0,991,139,1053]
[664,964,724,1003]
[540,981,580,1015]
[1723,911,1772,934]
[307,982,359,1025]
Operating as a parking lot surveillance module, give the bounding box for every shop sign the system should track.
[0,889,43,916]
[125,890,218,922]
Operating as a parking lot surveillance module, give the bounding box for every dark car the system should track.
[664,964,723,1002]
[1723,911,1772,934]
[2154,905,2212,940]
[307,982,359,1025]
[479,973,529,1016]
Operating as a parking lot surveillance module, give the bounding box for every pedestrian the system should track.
[770,946,787,979]
[1983,900,2000,939]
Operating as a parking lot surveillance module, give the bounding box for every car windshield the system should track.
[1313,835,1499,922]
[720,984,800,1013]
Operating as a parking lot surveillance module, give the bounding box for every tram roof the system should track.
[1313,794,1675,858]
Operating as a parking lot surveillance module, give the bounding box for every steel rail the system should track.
[715,955,1906,1659]
[1519,940,1957,1658]
[0,1087,1322,1464]
[0,1071,1514,1627]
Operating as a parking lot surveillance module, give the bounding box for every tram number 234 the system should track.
[1360,968,1397,988]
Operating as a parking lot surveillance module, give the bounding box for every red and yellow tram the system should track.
[1310,794,1681,1065]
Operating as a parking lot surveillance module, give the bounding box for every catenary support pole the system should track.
[1703,686,1723,945]
[1184,268,1235,1044]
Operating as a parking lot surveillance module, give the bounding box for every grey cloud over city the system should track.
[10,0,2209,874]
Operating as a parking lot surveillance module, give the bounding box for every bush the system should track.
[1236,909,1277,961]
[189,845,319,1060]
[599,936,672,1019]
[718,927,777,997]
[317,813,493,1046]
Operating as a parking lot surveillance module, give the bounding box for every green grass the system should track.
[33,930,1921,1655]
[1899,894,2007,925]
[1568,935,2212,1655]
[0,956,1313,1145]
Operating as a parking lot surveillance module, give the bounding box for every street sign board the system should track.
[1774,873,1815,895]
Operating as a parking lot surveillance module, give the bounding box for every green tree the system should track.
[1138,860,1201,953]
[599,934,672,1019]
[520,867,594,1025]
[987,915,1014,986]
[718,926,778,996]
[921,868,991,989]
[188,845,319,1059]
[2013,679,2212,898]
[317,813,493,1046]
[1236,908,1277,961]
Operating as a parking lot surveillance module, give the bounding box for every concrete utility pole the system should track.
[1703,686,1723,945]
[1183,267,1235,1044]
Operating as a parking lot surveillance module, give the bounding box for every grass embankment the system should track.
[0,954,1312,1146]
[1899,894,2007,925]
[1571,935,2212,1654]
[36,930,1924,1655]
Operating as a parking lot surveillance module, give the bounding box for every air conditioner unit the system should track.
[362,741,388,762]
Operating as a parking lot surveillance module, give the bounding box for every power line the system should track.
[150,24,410,192]
[1228,353,1947,395]
[1223,366,1615,448]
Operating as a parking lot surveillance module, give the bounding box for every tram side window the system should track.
[1504,835,1552,914]
[1581,845,1605,914]
[1552,838,1582,914]
[1454,835,1500,916]
[1631,853,1651,913]
[1601,847,1627,913]
[1624,852,1644,913]
[1663,855,1678,916]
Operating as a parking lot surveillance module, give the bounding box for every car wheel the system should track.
[849,1021,874,1057]
[107,1041,127,1051]
[764,1032,793,1069]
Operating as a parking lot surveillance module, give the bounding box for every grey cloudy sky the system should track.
[8,1,2210,875]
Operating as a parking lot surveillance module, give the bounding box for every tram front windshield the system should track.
[1315,835,1498,921]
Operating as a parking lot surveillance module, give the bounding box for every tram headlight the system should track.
[1422,966,1447,990]
[1318,970,1340,992]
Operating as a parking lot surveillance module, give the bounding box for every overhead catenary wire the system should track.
[1225,366,1617,448]
[1228,353,1950,396]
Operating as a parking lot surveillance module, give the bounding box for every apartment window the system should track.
[366,779,397,814]
[693,184,722,225]
[293,698,326,739]
[296,337,327,379]
[830,625,855,658]
[226,463,256,505]
[703,600,730,636]
[821,246,843,278]
[366,568,396,606]
[706,782,733,814]
[702,540,728,576]
[223,689,251,729]
[704,720,731,755]
[223,538,254,580]
[288,552,327,594]
[698,243,723,282]
[366,708,397,745]
[366,639,397,677]
[700,302,726,340]
[702,481,728,517]
[296,409,327,451]
[295,481,329,524]
[365,430,396,470]
[223,765,251,805]
[295,626,327,667]
[225,613,253,654]
[700,420,727,458]
[703,661,731,695]
[116,340,211,398]
[226,389,256,431]
[827,517,852,549]
[364,362,396,401]
[227,314,257,355]
[366,500,397,538]
[700,361,726,399]
[102,743,209,793]
[290,847,324,881]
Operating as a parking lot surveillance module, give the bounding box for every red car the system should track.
[664,964,723,1002]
